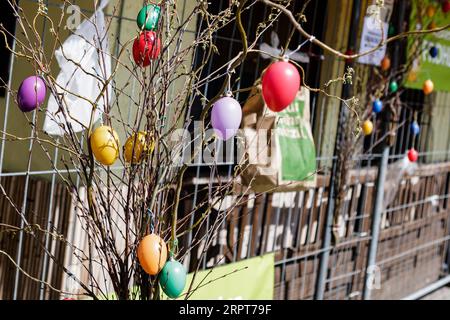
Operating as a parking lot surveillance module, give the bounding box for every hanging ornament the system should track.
[133,31,161,67]
[159,259,187,299]
[136,4,161,31]
[426,5,436,18]
[124,131,152,164]
[381,56,391,71]
[407,148,419,162]
[90,126,120,166]
[407,70,418,82]
[262,60,301,112]
[211,97,242,141]
[428,21,437,30]
[137,234,168,276]
[362,120,374,136]
[17,76,46,112]
[410,121,420,136]
[389,81,399,93]
[372,99,383,113]
[429,46,439,58]
[444,1,450,13]
[423,79,434,95]
[388,25,395,37]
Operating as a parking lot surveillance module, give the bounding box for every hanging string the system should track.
[283,35,316,61]
[147,208,155,234]
[225,68,235,97]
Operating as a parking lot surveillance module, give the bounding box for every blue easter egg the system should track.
[429,46,439,58]
[410,121,420,136]
[372,99,383,113]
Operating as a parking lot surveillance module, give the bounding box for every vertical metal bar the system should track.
[39,141,59,299]
[362,146,389,300]
[12,0,51,299]
[12,111,38,300]
[314,0,362,300]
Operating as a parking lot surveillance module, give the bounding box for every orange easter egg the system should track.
[428,21,437,30]
[381,56,391,71]
[426,5,436,18]
[423,79,434,95]
[137,234,167,275]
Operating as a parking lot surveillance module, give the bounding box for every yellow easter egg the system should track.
[124,132,147,164]
[407,70,418,82]
[426,5,435,18]
[90,126,120,166]
[362,120,374,136]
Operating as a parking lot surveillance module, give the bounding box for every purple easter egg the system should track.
[17,76,46,112]
[211,97,242,140]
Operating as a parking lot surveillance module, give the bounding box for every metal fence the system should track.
[0,0,449,300]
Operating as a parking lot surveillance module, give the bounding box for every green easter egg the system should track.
[388,25,395,37]
[159,260,187,299]
[137,4,161,31]
[389,81,398,93]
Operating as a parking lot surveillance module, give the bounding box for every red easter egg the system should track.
[262,61,300,112]
[133,31,161,67]
[407,148,419,162]
[381,56,391,71]
[443,1,450,13]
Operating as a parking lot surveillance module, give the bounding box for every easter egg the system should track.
[428,21,437,30]
[429,46,439,58]
[133,31,161,67]
[138,234,167,276]
[444,1,450,13]
[159,260,187,299]
[407,70,418,82]
[381,56,391,71]
[407,148,419,162]
[90,126,120,166]
[262,61,300,112]
[426,5,436,18]
[423,79,434,95]
[124,131,150,164]
[389,81,398,93]
[136,4,161,31]
[211,97,242,140]
[17,76,46,112]
[410,121,420,136]
[388,25,395,37]
[372,99,383,113]
[362,120,374,136]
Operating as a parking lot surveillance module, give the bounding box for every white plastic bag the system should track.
[44,0,111,135]
[383,156,418,209]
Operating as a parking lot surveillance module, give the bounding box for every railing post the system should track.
[362,146,389,300]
